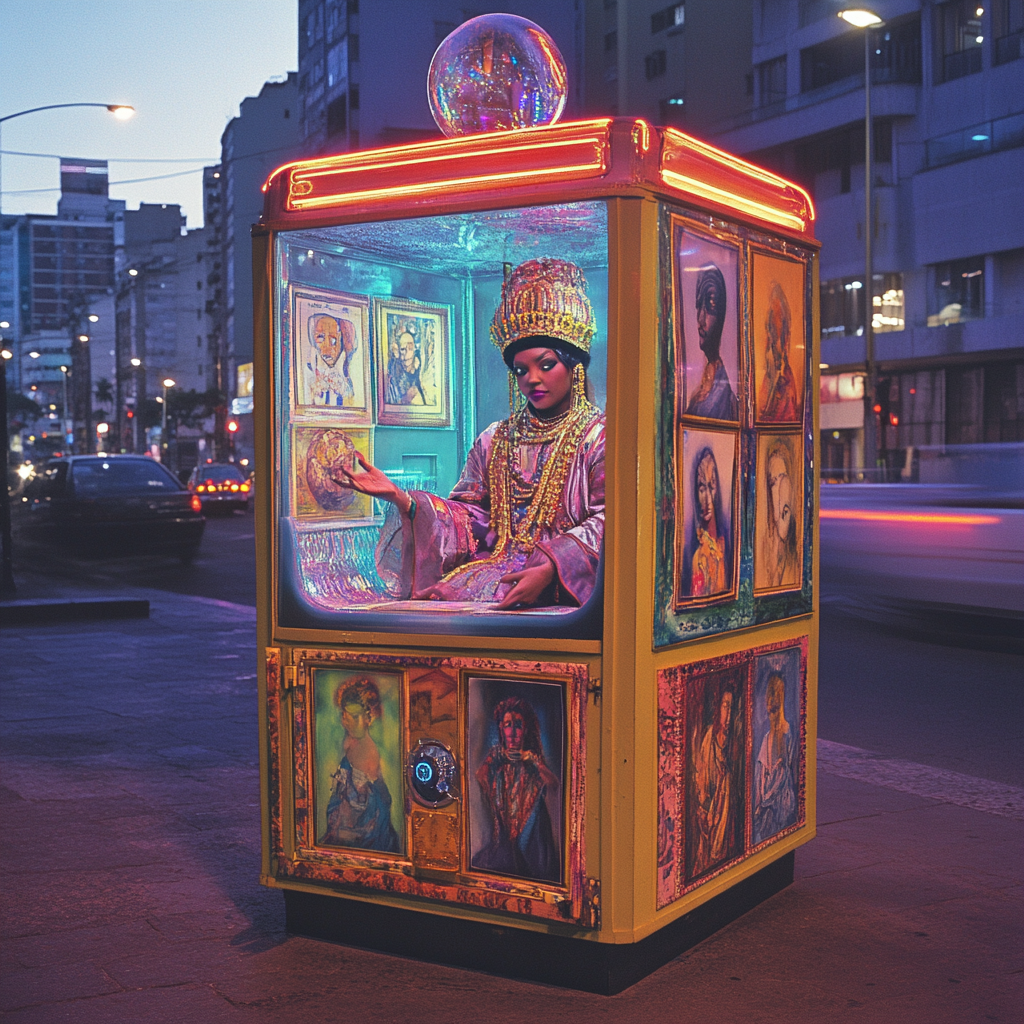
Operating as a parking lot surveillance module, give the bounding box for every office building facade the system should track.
[709,0,1023,470]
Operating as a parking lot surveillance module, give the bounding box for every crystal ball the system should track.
[428,14,568,138]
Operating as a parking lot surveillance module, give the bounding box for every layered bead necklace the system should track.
[488,391,599,555]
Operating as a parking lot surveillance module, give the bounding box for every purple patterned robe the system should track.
[376,413,605,606]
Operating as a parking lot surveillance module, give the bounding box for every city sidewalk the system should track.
[1,585,1021,1023]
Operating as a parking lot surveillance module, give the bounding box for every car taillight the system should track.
[230,483,239,491]
[241,483,250,492]
[196,485,205,492]
[190,495,202,513]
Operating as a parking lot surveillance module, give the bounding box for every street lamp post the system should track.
[129,357,142,453]
[1,104,135,457]
[839,8,884,479]
[0,103,134,216]
[161,378,176,463]
[1,345,15,594]
[59,364,71,446]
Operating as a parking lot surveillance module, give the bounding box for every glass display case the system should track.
[274,201,608,638]
[254,117,820,992]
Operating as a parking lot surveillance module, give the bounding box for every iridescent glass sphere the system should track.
[428,14,568,138]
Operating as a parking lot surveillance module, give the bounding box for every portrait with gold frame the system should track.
[673,425,740,610]
[671,218,742,424]
[751,250,807,426]
[291,285,372,423]
[753,430,804,594]
[290,424,374,521]
[373,296,452,427]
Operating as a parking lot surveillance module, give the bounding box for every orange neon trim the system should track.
[634,119,651,153]
[289,157,607,211]
[283,135,609,211]
[662,128,816,222]
[263,118,613,193]
[661,167,808,231]
[820,509,1001,525]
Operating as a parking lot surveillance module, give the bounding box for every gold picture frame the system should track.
[373,296,452,427]
[291,285,372,423]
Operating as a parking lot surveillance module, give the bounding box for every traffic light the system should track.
[227,419,239,434]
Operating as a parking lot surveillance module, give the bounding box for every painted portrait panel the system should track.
[751,646,803,847]
[373,297,452,427]
[657,667,686,908]
[685,663,746,884]
[674,426,739,609]
[752,251,806,425]
[467,676,565,885]
[674,222,741,423]
[312,666,404,855]
[291,425,374,521]
[754,431,804,594]
[292,287,371,421]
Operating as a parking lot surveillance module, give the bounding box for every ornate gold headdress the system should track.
[490,257,595,358]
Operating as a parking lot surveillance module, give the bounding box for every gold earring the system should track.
[509,371,522,417]
[572,362,587,407]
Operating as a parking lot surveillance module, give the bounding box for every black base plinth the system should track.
[283,852,794,994]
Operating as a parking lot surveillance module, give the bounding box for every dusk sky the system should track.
[0,0,297,227]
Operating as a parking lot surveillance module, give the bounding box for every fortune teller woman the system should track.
[333,257,605,610]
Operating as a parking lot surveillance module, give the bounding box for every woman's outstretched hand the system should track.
[494,557,556,609]
[332,453,412,514]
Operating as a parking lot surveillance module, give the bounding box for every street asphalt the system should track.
[1,574,1021,1023]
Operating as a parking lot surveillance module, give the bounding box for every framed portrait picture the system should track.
[751,250,807,425]
[674,425,740,609]
[672,219,742,423]
[291,424,374,521]
[684,661,747,885]
[751,645,803,848]
[373,297,452,427]
[292,286,372,422]
[311,665,405,857]
[754,431,804,594]
[466,675,565,886]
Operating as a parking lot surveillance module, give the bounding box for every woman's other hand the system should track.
[494,556,556,609]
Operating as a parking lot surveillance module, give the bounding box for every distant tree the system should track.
[94,378,114,409]
[168,388,219,431]
[6,388,41,426]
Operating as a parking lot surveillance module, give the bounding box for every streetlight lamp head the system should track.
[60,365,68,373]
[29,351,40,359]
[0,321,9,328]
[128,268,139,277]
[839,8,883,26]
[1,349,12,361]
[78,334,89,342]
[108,105,135,120]
[88,314,99,323]
[130,357,142,367]
[162,378,176,388]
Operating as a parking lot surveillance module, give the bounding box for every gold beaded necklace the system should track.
[488,367,598,554]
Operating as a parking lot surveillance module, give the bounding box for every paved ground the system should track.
[1,581,1021,1022]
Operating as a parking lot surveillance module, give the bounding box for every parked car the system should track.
[187,462,252,513]
[15,455,205,562]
